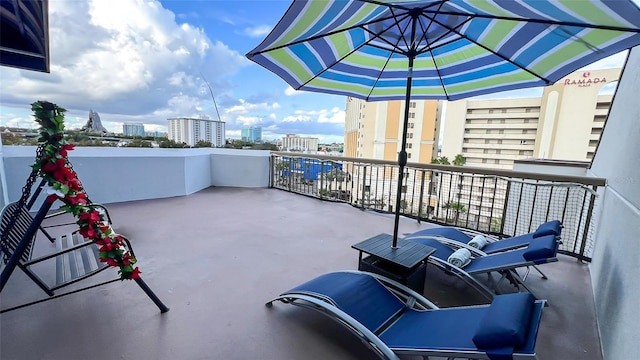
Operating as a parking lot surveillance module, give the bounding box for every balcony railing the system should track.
[271,152,606,262]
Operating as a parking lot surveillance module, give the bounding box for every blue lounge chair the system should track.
[405,220,562,254]
[267,270,545,360]
[407,235,560,300]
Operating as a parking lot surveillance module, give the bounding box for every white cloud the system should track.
[226,129,241,137]
[284,86,300,96]
[318,107,345,124]
[244,25,272,38]
[0,0,250,130]
[282,114,311,123]
[581,51,628,71]
[236,115,262,126]
[281,107,345,124]
[226,99,280,115]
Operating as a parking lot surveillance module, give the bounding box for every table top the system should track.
[352,233,436,269]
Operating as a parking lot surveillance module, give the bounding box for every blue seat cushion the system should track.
[287,272,405,333]
[533,220,562,238]
[522,235,558,261]
[472,293,535,349]
[407,227,471,243]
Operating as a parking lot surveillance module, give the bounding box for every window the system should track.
[407,133,414,139]
[364,185,371,192]
[407,143,413,149]
[407,153,412,159]
[401,185,407,193]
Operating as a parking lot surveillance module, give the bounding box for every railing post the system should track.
[578,186,598,261]
[319,160,325,200]
[361,166,368,209]
[499,179,511,236]
[269,155,274,188]
[417,170,425,224]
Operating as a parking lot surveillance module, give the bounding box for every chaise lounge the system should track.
[267,270,545,360]
[406,235,560,300]
[404,220,562,254]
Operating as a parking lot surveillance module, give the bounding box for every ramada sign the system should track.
[564,71,607,87]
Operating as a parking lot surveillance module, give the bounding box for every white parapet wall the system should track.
[209,148,271,187]
[1,146,271,208]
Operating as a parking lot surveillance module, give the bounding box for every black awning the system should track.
[0,0,49,73]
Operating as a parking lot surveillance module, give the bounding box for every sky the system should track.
[0,0,636,143]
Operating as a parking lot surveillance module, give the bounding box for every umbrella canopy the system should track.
[247,0,640,246]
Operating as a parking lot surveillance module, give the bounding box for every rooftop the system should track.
[0,187,601,360]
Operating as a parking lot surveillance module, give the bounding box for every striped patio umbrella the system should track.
[247,0,640,247]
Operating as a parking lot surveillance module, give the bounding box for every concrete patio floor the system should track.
[0,187,601,360]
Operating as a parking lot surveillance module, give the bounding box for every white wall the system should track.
[209,148,271,187]
[1,147,271,208]
[589,47,640,360]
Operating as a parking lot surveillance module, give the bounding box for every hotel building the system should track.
[241,126,262,143]
[281,134,319,152]
[122,122,145,137]
[344,98,440,163]
[168,117,226,147]
[440,68,620,169]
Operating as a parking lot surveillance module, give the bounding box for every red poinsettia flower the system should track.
[99,243,115,253]
[68,178,82,191]
[130,267,141,280]
[79,210,101,224]
[104,258,119,267]
[42,162,58,173]
[121,253,136,266]
[78,227,97,239]
[99,224,111,234]
[67,193,87,205]
[112,235,125,246]
[59,144,75,157]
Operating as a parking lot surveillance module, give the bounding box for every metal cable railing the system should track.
[271,152,605,261]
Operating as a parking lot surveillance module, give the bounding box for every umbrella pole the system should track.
[392,54,415,248]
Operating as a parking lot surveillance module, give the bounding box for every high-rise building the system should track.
[241,126,262,143]
[123,122,145,137]
[344,97,441,163]
[440,67,620,169]
[281,134,318,152]
[435,68,620,229]
[167,116,226,147]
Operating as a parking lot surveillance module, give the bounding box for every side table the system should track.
[352,233,435,293]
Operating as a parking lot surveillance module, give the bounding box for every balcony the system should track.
[0,146,606,360]
[2,46,639,360]
[1,185,600,360]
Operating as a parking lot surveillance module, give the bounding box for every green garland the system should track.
[30,101,140,280]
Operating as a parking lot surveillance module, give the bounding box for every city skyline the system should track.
[0,0,636,143]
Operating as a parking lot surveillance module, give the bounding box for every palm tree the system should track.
[448,202,467,225]
[453,154,466,166]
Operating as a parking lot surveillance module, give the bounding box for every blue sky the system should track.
[0,0,634,143]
